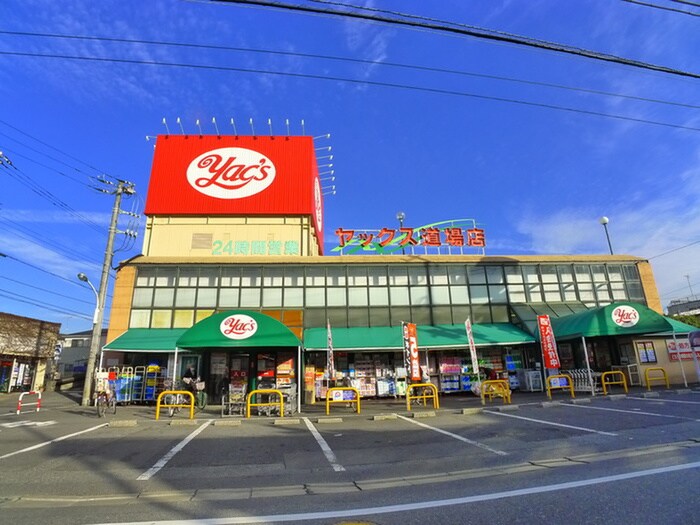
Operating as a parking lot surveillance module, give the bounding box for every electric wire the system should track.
[2,50,699,133]
[622,0,700,16]
[0,290,94,320]
[1,30,698,111]
[212,0,700,80]
[0,275,94,307]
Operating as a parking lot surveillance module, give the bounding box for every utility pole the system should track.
[81,179,136,406]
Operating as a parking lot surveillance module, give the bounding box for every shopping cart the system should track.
[221,383,247,417]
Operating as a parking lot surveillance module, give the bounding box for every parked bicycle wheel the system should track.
[164,393,180,417]
[195,391,207,411]
[108,396,117,415]
[96,395,107,418]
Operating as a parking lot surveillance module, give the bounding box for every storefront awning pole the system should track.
[297,345,302,414]
[581,336,595,397]
[673,331,688,388]
[173,346,179,384]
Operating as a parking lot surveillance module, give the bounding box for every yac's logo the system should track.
[220,314,258,340]
[611,305,639,328]
[187,147,276,199]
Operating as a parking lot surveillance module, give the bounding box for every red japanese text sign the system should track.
[537,315,561,369]
[403,322,421,382]
[144,135,323,242]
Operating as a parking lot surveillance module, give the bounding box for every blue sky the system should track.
[1,0,699,334]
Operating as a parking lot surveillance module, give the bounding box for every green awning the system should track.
[303,323,534,351]
[550,302,684,340]
[645,317,699,337]
[176,310,300,349]
[103,328,188,352]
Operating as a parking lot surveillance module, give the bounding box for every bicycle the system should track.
[95,389,116,418]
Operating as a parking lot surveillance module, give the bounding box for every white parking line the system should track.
[137,420,212,481]
[567,403,700,421]
[302,417,345,472]
[0,423,108,460]
[484,410,618,436]
[395,414,508,456]
[631,396,700,405]
[91,460,700,525]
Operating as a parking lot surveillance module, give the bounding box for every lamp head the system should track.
[396,211,405,222]
[77,273,89,282]
[599,216,609,225]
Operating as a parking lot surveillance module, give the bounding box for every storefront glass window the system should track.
[263,268,284,287]
[283,267,304,286]
[241,268,262,287]
[220,268,240,287]
[240,288,261,307]
[491,304,509,322]
[622,265,640,281]
[390,287,410,305]
[369,307,390,326]
[174,288,195,307]
[178,268,198,287]
[305,288,325,307]
[410,286,430,305]
[471,305,491,323]
[450,285,469,303]
[540,266,558,283]
[388,266,409,285]
[347,266,368,286]
[448,265,467,285]
[173,309,194,328]
[431,305,452,324]
[574,265,592,282]
[591,265,607,282]
[327,287,347,307]
[219,288,239,308]
[486,266,504,284]
[627,281,644,300]
[152,310,172,328]
[129,309,150,328]
[347,308,369,327]
[526,284,542,302]
[196,309,215,322]
[595,283,611,302]
[136,267,156,287]
[557,265,574,282]
[348,288,368,306]
[367,267,387,286]
[489,285,508,303]
[470,285,489,304]
[283,288,303,307]
[467,265,487,284]
[507,284,526,303]
[451,305,470,324]
[543,283,562,302]
[429,266,448,285]
[199,268,219,287]
[132,288,153,308]
[305,267,325,286]
[431,285,450,305]
[578,282,595,301]
[504,266,523,283]
[611,282,627,300]
[408,267,427,285]
[523,266,539,283]
[391,306,411,324]
[562,282,577,301]
[327,267,347,286]
[154,288,175,307]
[262,287,282,307]
[607,265,623,281]
[410,306,431,325]
[155,268,176,287]
[196,288,217,307]
[369,287,389,306]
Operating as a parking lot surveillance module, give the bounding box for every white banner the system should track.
[465,318,479,378]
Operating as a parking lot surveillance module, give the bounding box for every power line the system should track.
[622,0,700,16]
[0,290,93,320]
[2,50,699,134]
[2,30,698,110]
[0,275,94,306]
[213,0,700,80]
[671,0,700,8]
[648,239,700,260]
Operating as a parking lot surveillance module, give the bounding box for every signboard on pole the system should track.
[402,322,421,382]
[465,318,479,378]
[326,319,335,380]
[687,330,700,382]
[537,315,561,369]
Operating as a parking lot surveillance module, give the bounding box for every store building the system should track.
[0,312,60,393]
[102,133,696,407]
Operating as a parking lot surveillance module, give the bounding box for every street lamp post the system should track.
[599,216,614,255]
[78,273,100,405]
[396,211,406,255]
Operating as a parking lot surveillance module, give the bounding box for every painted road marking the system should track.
[631,396,700,405]
[484,410,618,436]
[0,423,108,460]
[567,403,700,421]
[302,417,345,472]
[1,420,57,428]
[137,420,212,481]
[395,414,508,456]
[92,460,700,524]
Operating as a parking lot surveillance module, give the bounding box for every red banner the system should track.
[537,315,561,369]
[403,322,421,382]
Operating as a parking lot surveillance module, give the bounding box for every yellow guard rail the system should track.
[481,379,511,405]
[546,374,575,400]
[645,367,669,391]
[601,370,628,395]
[156,390,194,420]
[406,383,439,411]
[325,387,361,415]
[246,388,284,418]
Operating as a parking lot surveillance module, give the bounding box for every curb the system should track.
[273,418,301,425]
[214,419,241,426]
[108,419,137,427]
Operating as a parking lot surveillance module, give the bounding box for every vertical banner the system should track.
[537,315,561,369]
[402,322,421,382]
[326,319,335,380]
[465,318,480,379]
